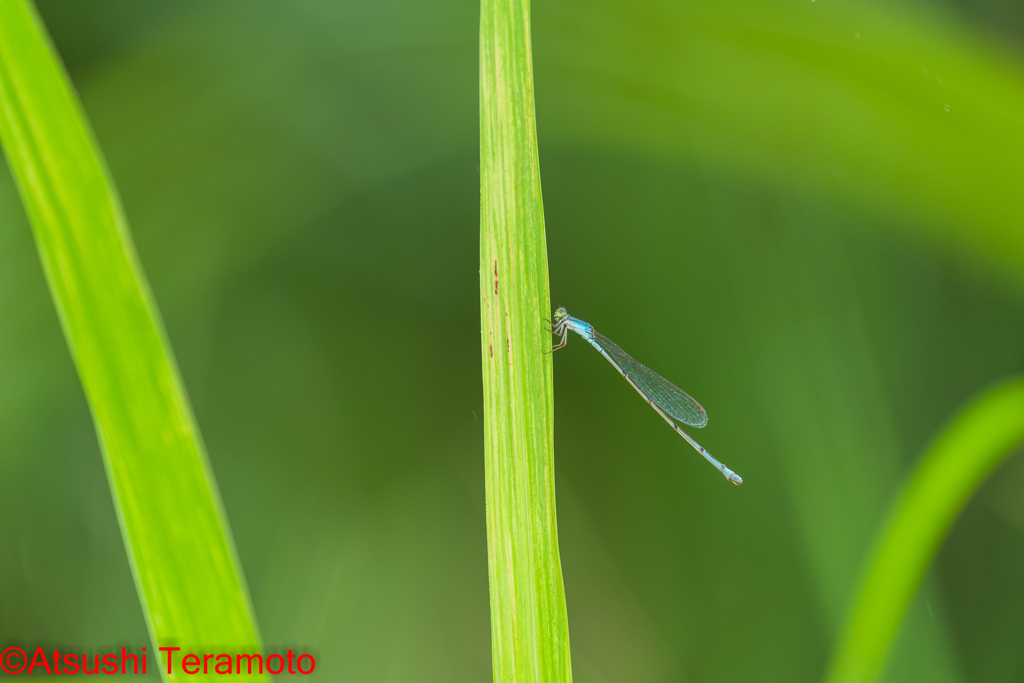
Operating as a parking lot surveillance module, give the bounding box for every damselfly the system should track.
[549,307,742,485]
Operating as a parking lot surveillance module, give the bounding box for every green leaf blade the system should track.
[826,378,1024,683]
[480,0,572,680]
[0,2,267,680]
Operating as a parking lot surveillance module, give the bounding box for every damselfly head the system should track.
[552,307,569,324]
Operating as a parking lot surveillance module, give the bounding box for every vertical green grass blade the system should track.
[826,378,1024,683]
[0,2,267,680]
[480,0,572,680]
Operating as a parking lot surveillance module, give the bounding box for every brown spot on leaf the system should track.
[493,259,499,295]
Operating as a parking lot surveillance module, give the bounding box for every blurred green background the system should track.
[2,0,1024,681]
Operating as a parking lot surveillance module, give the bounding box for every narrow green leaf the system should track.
[479,0,572,680]
[825,378,1024,683]
[0,2,267,681]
